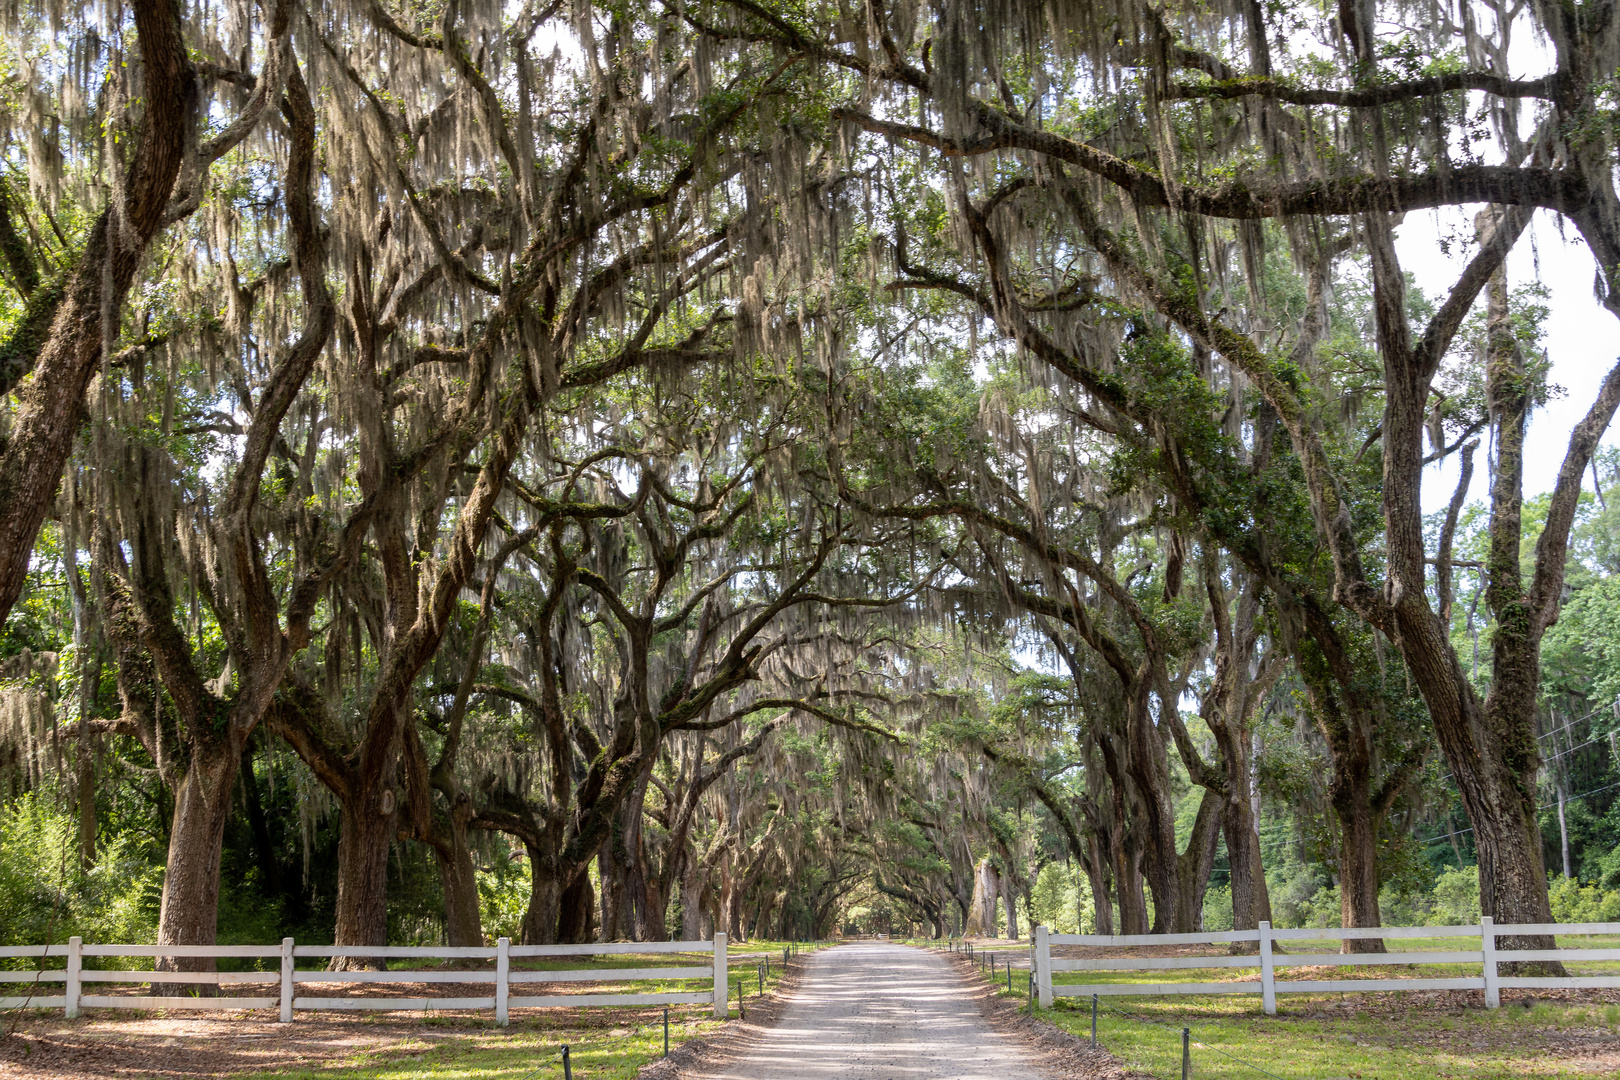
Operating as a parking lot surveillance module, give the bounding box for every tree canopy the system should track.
[4,0,1620,966]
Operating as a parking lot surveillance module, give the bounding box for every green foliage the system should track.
[478,850,532,942]
[1030,861,1090,934]
[0,793,159,956]
[1202,884,1234,932]
[1425,866,1482,926]
[1548,875,1620,923]
[1264,863,1332,929]
[1297,885,1344,929]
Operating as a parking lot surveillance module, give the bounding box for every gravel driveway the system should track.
[694,943,1054,1079]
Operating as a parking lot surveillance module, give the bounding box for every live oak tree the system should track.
[703,0,1620,956]
[65,0,823,962]
[8,0,1620,962]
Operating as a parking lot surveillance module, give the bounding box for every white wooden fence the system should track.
[0,933,729,1025]
[1030,919,1620,1014]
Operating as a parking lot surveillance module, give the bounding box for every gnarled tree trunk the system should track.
[154,744,242,989]
[333,786,399,966]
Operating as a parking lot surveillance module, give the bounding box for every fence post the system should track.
[65,936,81,1019]
[496,936,511,1026]
[1258,921,1276,1016]
[1181,1027,1191,1080]
[1481,916,1500,1009]
[713,932,728,1018]
[1035,924,1052,1009]
[279,937,294,1023]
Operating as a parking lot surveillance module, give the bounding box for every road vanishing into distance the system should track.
[694,944,1054,1080]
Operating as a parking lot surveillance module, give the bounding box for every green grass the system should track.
[1042,995,1620,1079]
[1021,934,1620,993]
[249,1014,727,1080]
[244,945,816,1077]
[971,954,1620,1078]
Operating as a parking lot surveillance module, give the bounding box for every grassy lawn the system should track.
[962,939,1620,1078]
[0,947,823,1079]
[1040,995,1620,1079]
[244,1015,726,1080]
[241,946,815,1078]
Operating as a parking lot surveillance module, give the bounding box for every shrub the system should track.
[1266,863,1332,929]
[1299,885,1343,928]
[1031,862,1089,934]
[0,793,159,958]
[1426,866,1482,926]
[1202,884,1234,932]
[478,849,531,943]
[1548,875,1620,923]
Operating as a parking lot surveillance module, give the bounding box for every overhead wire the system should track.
[1419,778,1620,846]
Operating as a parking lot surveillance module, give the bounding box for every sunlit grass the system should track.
[250,1015,727,1080]
[975,956,1620,1078]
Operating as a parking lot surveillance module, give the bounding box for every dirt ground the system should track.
[0,1000,705,1080]
[642,946,1131,1080]
[0,1012,460,1079]
[7,944,1617,1080]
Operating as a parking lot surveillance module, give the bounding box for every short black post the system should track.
[562,1045,572,1080]
[1090,994,1098,1047]
[758,961,765,995]
[1006,960,1011,992]
[663,1007,669,1057]
[737,978,745,1019]
[1181,1027,1191,1080]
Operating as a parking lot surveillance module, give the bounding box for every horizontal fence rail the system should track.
[0,933,731,1025]
[1030,919,1620,1013]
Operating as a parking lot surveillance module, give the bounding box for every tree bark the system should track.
[75,722,97,871]
[240,747,281,898]
[0,0,196,628]
[1295,635,1388,953]
[1001,870,1019,939]
[154,746,241,989]
[681,857,707,940]
[1333,759,1384,953]
[1085,831,1114,935]
[1558,784,1571,879]
[1173,789,1224,934]
[333,790,398,967]
[557,867,596,944]
[522,863,564,946]
[965,856,1000,935]
[433,791,483,948]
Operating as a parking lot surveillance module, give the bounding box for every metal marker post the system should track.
[1091,994,1098,1047]
[562,1045,572,1080]
[664,1007,669,1057]
[1181,1028,1191,1080]
[1006,960,1011,992]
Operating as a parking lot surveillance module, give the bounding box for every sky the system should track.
[1396,207,1619,515]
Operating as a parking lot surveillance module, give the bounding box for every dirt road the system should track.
[693,943,1054,1079]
